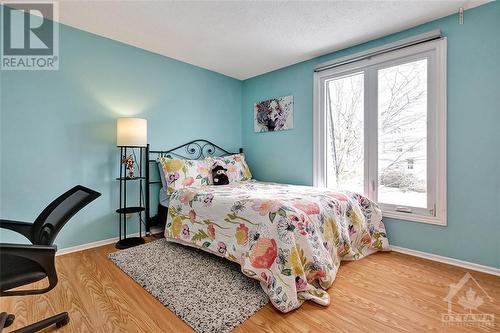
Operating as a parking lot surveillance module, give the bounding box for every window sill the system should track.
[382,210,446,226]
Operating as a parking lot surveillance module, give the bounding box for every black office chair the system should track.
[0,185,101,333]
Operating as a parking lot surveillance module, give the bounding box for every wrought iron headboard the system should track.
[145,139,242,231]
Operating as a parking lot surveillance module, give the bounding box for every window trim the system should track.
[313,38,447,226]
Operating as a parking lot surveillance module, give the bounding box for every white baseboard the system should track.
[390,245,500,276]
[56,227,163,256]
[57,232,499,276]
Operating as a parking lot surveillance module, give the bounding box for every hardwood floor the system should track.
[1,236,499,332]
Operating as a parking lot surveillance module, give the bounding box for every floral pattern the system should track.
[159,157,212,194]
[208,154,252,183]
[164,180,389,313]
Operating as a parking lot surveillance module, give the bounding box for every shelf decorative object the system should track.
[121,154,135,178]
[116,118,148,249]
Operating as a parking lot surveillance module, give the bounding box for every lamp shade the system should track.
[116,118,147,147]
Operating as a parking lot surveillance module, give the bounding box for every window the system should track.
[314,38,447,225]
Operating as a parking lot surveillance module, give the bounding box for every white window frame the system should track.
[313,38,447,226]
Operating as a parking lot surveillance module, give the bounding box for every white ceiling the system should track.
[50,1,490,79]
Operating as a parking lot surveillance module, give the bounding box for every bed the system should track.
[145,140,389,313]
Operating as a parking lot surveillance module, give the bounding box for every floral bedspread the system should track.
[164,180,389,313]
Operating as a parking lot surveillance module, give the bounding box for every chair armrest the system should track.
[0,243,58,296]
[0,219,34,242]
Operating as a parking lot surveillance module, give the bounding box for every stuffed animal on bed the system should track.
[212,164,229,185]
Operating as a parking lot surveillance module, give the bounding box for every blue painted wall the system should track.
[0,22,242,248]
[242,2,500,268]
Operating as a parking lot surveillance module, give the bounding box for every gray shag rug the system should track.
[109,239,269,333]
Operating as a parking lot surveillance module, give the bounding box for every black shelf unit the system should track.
[115,176,145,181]
[116,146,146,249]
[116,207,145,214]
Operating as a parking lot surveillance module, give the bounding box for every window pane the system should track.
[377,59,427,208]
[326,72,364,193]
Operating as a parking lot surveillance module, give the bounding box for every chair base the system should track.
[0,313,15,328]
[6,314,15,327]
[0,312,69,333]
